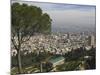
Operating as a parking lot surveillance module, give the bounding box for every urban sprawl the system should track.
[11,32,96,74]
[12,32,95,56]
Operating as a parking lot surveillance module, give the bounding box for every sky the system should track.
[12,0,96,32]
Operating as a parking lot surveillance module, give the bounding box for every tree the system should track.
[11,3,52,74]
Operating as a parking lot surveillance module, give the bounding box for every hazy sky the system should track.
[12,1,96,32]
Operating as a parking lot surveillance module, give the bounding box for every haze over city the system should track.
[12,1,96,32]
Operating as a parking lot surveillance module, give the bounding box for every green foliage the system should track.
[38,13,52,34]
[56,61,81,71]
[12,3,52,36]
[64,47,85,61]
[85,47,96,69]
[11,52,51,68]
[63,47,96,70]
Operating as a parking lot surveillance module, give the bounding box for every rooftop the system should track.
[48,55,65,63]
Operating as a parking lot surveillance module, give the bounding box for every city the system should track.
[11,1,96,75]
[11,32,96,74]
[11,32,96,56]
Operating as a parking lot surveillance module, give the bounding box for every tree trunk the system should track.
[40,62,42,72]
[17,50,23,74]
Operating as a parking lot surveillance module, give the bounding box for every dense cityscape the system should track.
[11,31,96,74]
[11,32,96,56]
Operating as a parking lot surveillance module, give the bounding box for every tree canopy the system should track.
[12,3,52,37]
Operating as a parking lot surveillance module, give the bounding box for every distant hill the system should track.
[51,25,95,33]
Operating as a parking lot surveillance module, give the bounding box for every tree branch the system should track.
[11,38,18,50]
[21,35,31,43]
